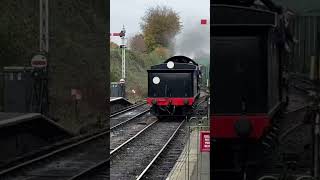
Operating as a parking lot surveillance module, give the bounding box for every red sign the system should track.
[200,131,210,152]
[112,33,121,36]
[200,19,207,25]
[71,89,82,100]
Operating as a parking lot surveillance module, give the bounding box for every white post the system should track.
[121,26,126,79]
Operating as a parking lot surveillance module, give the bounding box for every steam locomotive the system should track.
[146,56,201,119]
[211,0,293,179]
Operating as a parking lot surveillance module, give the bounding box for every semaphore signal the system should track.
[110,26,127,80]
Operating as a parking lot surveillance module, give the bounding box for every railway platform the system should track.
[110,97,132,114]
[167,125,210,180]
[0,112,73,165]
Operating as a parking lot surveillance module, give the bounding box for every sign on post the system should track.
[31,54,47,68]
[71,89,82,100]
[200,131,210,152]
[201,19,207,25]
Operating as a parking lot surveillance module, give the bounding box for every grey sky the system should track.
[110,0,210,55]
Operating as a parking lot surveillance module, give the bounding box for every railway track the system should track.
[285,74,313,114]
[289,73,315,94]
[285,105,309,114]
[256,81,314,180]
[0,103,150,180]
[76,97,206,180]
[110,104,150,128]
[137,122,187,180]
[110,113,155,151]
[0,128,109,180]
[110,102,146,118]
[74,119,185,180]
[136,120,185,180]
[111,120,185,180]
[0,100,202,179]
[67,120,158,180]
[55,108,153,180]
[137,98,208,180]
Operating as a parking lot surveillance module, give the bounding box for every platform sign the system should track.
[200,131,210,152]
[71,89,82,100]
[31,55,47,68]
[201,19,207,25]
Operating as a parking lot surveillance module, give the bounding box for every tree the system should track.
[128,34,147,53]
[140,5,182,52]
[153,47,170,59]
[110,41,119,49]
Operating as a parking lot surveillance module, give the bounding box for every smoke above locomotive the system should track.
[146,56,201,119]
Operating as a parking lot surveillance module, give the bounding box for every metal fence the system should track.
[166,116,210,180]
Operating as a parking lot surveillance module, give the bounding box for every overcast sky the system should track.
[110,0,210,56]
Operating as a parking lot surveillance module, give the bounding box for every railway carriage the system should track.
[146,56,201,118]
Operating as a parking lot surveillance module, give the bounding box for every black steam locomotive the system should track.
[146,56,201,119]
[211,0,293,179]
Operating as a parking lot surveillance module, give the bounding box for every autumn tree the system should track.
[140,5,182,52]
[154,47,170,59]
[128,34,147,53]
[110,41,119,49]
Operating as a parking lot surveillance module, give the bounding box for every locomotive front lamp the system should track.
[167,61,175,69]
[152,77,160,84]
